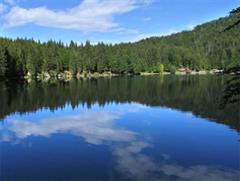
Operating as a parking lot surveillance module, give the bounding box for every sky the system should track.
[0,0,239,44]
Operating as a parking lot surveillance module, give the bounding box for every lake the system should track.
[0,75,239,181]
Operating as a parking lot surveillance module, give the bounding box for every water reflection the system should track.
[1,112,135,144]
[1,104,239,181]
[114,145,239,181]
[0,75,239,131]
[220,75,240,108]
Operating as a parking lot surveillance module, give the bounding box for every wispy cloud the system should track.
[129,22,198,43]
[0,3,6,14]
[2,0,151,32]
[1,111,136,145]
[130,33,160,42]
[1,107,239,181]
[143,17,152,21]
[113,139,240,181]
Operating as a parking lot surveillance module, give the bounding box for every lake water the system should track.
[0,75,239,181]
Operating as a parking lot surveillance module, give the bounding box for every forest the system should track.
[0,8,239,79]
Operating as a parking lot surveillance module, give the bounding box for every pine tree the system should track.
[0,46,7,77]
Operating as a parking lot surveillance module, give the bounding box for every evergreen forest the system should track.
[0,8,239,79]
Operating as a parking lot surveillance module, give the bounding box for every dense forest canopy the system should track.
[0,8,239,79]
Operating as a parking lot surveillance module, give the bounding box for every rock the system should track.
[43,72,50,81]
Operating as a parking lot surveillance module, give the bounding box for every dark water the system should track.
[0,75,239,181]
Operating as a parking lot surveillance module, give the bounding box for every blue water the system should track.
[1,102,239,181]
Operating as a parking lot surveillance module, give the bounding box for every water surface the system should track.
[0,75,239,181]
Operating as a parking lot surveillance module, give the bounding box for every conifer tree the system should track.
[0,46,7,77]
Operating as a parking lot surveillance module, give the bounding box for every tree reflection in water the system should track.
[0,75,239,131]
[221,66,240,103]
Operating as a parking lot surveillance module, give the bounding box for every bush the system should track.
[169,65,177,74]
[159,64,164,74]
[49,70,57,78]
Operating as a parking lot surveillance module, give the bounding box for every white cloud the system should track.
[1,107,239,181]
[159,164,240,181]
[2,111,136,144]
[0,3,6,14]
[113,141,240,181]
[3,0,151,32]
[128,33,161,42]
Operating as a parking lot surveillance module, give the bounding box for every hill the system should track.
[0,8,239,79]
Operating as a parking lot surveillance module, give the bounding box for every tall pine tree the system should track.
[0,46,7,77]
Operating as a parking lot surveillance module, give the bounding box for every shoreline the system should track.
[26,70,236,82]
[1,69,237,82]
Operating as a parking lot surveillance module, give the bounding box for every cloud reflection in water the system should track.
[1,110,239,181]
[2,112,136,145]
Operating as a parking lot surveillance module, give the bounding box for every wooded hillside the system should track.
[0,8,239,78]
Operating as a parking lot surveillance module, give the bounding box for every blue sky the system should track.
[0,0,239,44]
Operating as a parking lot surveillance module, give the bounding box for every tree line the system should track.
[0,8,239,79]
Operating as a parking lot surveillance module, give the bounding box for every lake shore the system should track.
[22,69,237,82]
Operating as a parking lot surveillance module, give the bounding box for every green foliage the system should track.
[159,64,164,74]
[0,46,7,77]
[168,65,177,74]
[49,70,57,78]
[225,59,240,70]
[230,7,240,15]
[0,9,239,78]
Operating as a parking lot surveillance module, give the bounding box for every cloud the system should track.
[143,17,152,21]
[3,0,151,32]
[129,23,197,43]
[0,103,147,144]
[1,111,136,144]
[113,141,158,180]
[129,33,161,42]
[0,3,6,14]
[113,141,240,181]
[159,164,240,181]
[1,108,239,181]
